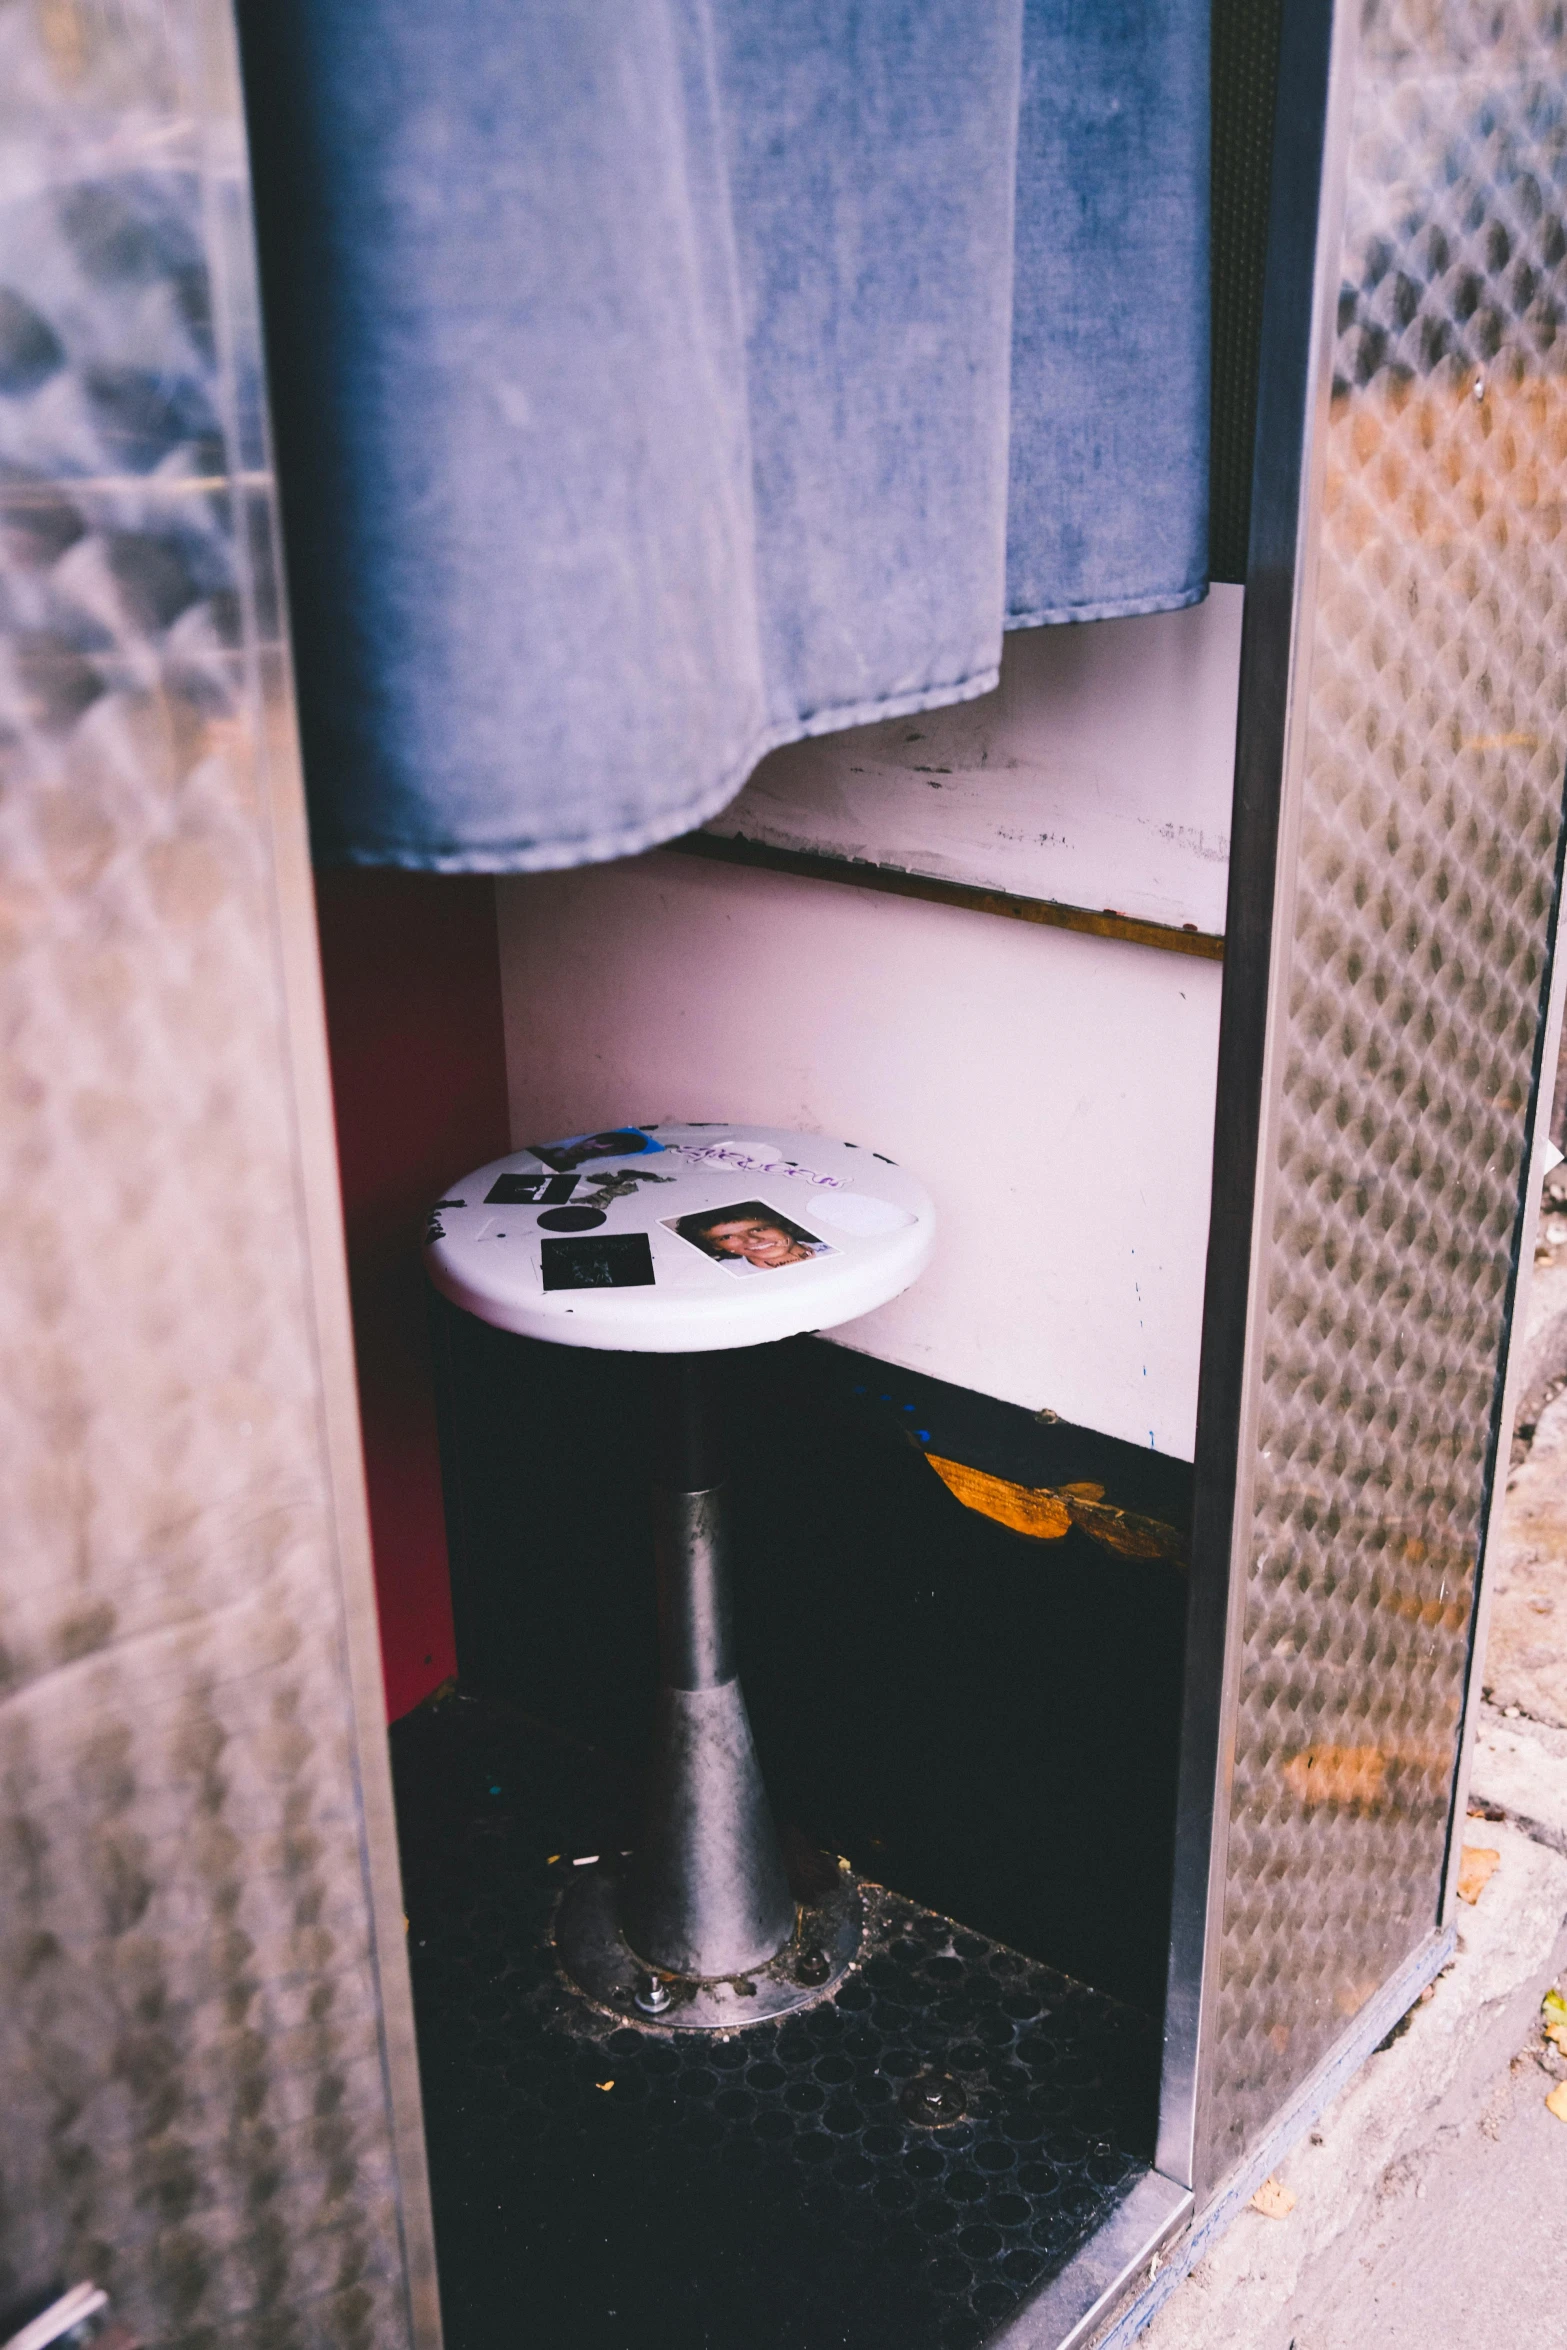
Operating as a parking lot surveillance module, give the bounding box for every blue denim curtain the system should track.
[241,3,1208,872]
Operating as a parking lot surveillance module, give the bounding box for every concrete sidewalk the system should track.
[1484,1160,1567,1736]
[1181,931,1567,2350]
[1120,1769,1567,2350]
[1094,1178,1567,2350]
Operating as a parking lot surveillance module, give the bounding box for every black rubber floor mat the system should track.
[395,1696,1160,2350]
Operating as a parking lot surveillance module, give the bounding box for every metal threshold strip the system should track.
[988,1917,1457,2348]
[668,832,1227,961]
[986,2170,1192,2349]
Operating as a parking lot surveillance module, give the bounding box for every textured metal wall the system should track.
[1201,0,1567,2184]
[0,3,439,2342]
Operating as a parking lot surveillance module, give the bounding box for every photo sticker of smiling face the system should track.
[665,1198,835,1275]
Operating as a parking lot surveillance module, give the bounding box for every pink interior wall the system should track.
[314,869,511,1720]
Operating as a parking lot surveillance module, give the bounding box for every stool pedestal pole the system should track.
[555,1354,860,2029]
[620,1355,795,1974]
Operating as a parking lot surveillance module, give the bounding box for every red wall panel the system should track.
[314,869,511,1720]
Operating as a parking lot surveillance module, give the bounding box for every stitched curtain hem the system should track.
[313,583,1211,875]
[1004,579,1208,631]
[312,659,1003,875]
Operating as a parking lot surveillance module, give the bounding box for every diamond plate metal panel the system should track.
[0,2,438,2340]
[1203,0,1567,2182]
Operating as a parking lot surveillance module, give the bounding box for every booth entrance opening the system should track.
[350,1,1567,2337]
[8,4,1564,2349]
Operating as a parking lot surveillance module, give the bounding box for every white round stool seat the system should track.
[425,1122,934,1351]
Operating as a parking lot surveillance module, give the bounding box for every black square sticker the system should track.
[486,1172,548,1205]
[540,1233,656,1291]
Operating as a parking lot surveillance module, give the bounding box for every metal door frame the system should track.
[1158,0,1567,2221]
[1157,0,1359,2199]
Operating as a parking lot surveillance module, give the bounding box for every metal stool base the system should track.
[555,1857,862,2031]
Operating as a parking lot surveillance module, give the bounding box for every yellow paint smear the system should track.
[925,1454,1071,1539]
[922,1453,1188,1566]
[1066,1495,1183,1562]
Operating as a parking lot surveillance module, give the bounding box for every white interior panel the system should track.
[496,853,1221,1456]
[705,585,1243,935]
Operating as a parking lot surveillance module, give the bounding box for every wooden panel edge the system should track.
[668,831,1226,960]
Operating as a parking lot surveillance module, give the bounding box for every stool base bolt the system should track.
[632,1971,674,2017]
[555,1856,862,2032]
[900,2070,968,2127]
